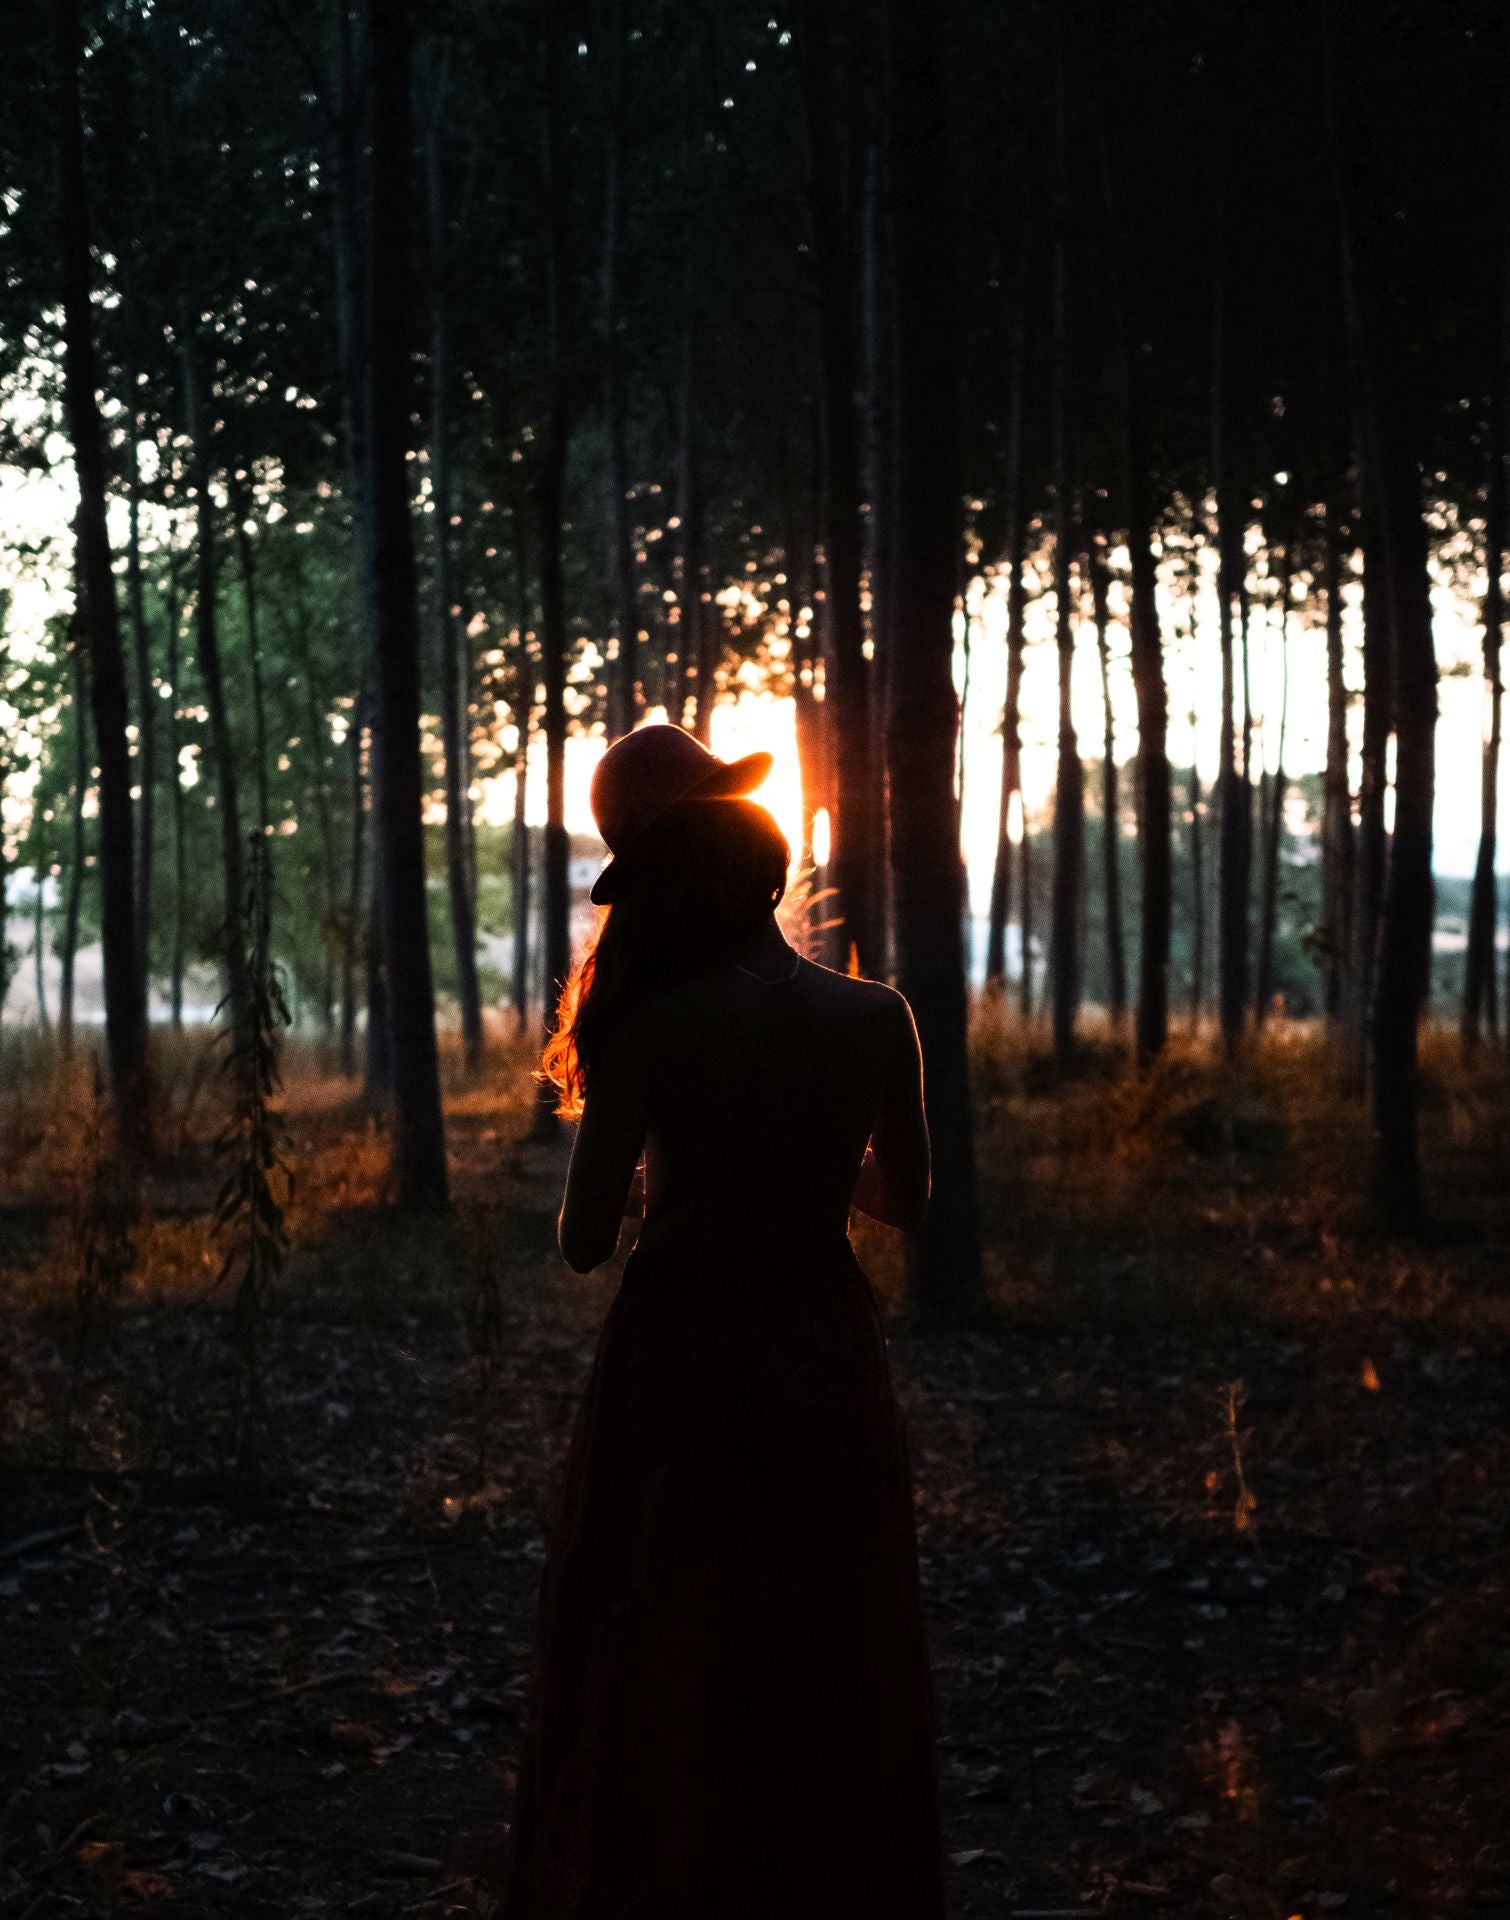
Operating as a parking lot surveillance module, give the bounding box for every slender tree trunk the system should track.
[781,417,827,880]
[884,0,981,1312]
[33,877,50,1033]
[363,883,390,1095]
[533,428,571,1134]
[164,565,187,1030]
[366,0,449,1208]
[1321,473,1355,1022]
[423,109,485,1071]
[1094,73,1170,1060]
[1326,0,1438,1221]
[54,0,147,1117]
[1347,510,1392,1080]
[601,0,640,742]
[1090,532,1127,1024]
[283,579,341,1043]
[1254,550,1291,1023]
[181,342,248,1018]
[512,702,532,1036]
[1368,422,1437,1222]
[861,131,897,977]
[531,6,574,1140]
[127,471,156,996]
[676,332,709,741]
[1188,727,1206,1023]
[1019,801,1035,1018]
[1464,386,1504,1055]
[60,649,89,1055]
[795,0,884,976]
[230,493,272,837]
[986,239,1027,993]
[339,691,366,1075]
[1213,203,1250,1054]
[1048,52,1083,1067]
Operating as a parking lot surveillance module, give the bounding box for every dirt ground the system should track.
[3,1030,1509,1918]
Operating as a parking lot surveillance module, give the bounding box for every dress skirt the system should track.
[500,1227,947,1920]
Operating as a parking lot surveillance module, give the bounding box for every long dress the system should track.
[500,966,947,1920]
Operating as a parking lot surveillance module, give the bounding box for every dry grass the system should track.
[968,1007,1510,1337]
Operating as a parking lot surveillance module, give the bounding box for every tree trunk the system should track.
[127,470,156,996]
[1048,52,1083,1068]
[1212,200,1250,1055]
[1347,518,1392,1080]
[676,331,708,740]
[282,572,341,1042]
[512,701,533,1036]
[1254,549,1291,1023]
[60,647,89,1055]
[163,561,187,1030]
[884,0,981,1313]
[985,234,1027,994]
[366,0,449,1208]
[601,0,640,742]
[229,489,272,838]
[1090,531,1127,1024]
[779,416,826,882]
[795,0,884,976]
[53,0,147,1116]
[339,692,366,1076]
[1188,730,1206,1024]
[1321,472,1354,1022]
[1463,385,1504,1055]
[531,5,574,1140]
[423,108,485,1071]
[33,877,50,1033]
[1094,72,1170,1060]
[181,342,248,1019]
[363,884,390,1097]
[1326,0,1438,1222]
[1368,422,1437,1223]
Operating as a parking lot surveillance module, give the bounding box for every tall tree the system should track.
[420,52,485,1071]
[1463,386,1504,1055]
[53,0,148,1120]
[1089,525,1127,1024]
[1212,182,1251,1054]
[530,1,575,1139]
[1094,78,1170,1062]
[1320,467,1355,1023]
[1326,0,1437,1222]
[600,0,641,742]
[366,0,449,1208]
[985,222,1028,995]
[884,0,981,1311]
[794,0,885,976]
[1254,543,1292,1023]
[1048,25,1083,1068]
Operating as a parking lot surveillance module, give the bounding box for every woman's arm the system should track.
[558,1053,649,1273]
[850,991,930,1230]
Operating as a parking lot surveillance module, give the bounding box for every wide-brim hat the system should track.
[589,723,773,905]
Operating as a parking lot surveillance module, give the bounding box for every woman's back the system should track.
[622,956,924,1252]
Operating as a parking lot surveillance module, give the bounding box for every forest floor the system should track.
[2,1018,1509,1920]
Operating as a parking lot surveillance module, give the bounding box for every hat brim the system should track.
[589,750,774,904]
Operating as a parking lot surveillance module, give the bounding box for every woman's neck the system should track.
[731,914,794,976]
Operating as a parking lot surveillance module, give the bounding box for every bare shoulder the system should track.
[796,958,917,1044]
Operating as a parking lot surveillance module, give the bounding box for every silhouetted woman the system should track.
[501,724,946,1920]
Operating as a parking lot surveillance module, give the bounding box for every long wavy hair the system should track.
[541,795,790,1117]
